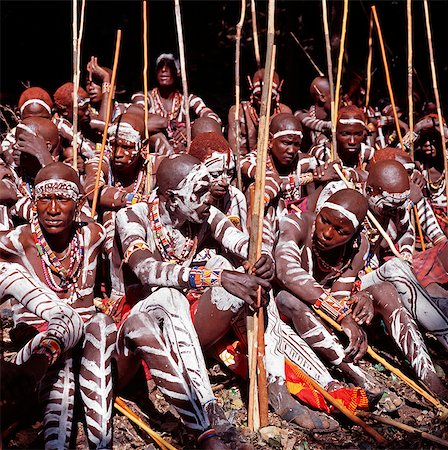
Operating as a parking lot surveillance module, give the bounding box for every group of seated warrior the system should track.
[0,52,447,450]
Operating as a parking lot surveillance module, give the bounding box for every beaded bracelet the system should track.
[197,428,218,444]
[314,292,352,322]
[298,172,314,185]
[34,337,62,366]
[401,131,418,150]
[102,82,111,94]
[189,267,223,289]
[124,239,151,263]
[126,193,147,206]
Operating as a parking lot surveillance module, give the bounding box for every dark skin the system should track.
[335,120,366,167]
[0,158,17,205]
[117,155,271,449]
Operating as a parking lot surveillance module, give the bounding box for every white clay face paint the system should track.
[204,151,235,187]
[170,164,211,223]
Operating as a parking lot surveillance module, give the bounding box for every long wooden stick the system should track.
[321,0,337,161]
[334,0,349,133]
[407,0,414,159]
[142,0,151,194]
[359,412,448,447]
[292,362,386,443]
[312,306,448,416]
[371,6,403,149]
[423,0,448,206]
[247,0,276,429]
[289,32,324,77]
[174,0,191,148]
[114,398,176,450]
[234,0,246,192]
[72,0,79,171]
[251,0,261,69]
[365,12,374,108]
[91,30,122,218]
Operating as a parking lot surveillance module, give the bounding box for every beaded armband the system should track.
[34,337,62,365]
[298,172,314,185]
[102,82,111,94]
[124,239,151,263]
[126,193,147,206]
[401,131,418,150]
[189,267,223,289]
[314,292,352,322]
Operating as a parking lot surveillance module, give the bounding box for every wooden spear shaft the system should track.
[289,32,324,77]
[359,412,448,447]
[371,5,403,148]
[142,0,151,194]
[321,0,337,161]
[91,30,122,218]
[312,306,448,415]
[334,0,349,132]
[423,0,448,206]
[251,0,261,69]
[72,0,79,171]
[174,0,191,148]
[234,0,246,192]
[365,13,374,109]
[407,0,414,159]
[247,0,276,429]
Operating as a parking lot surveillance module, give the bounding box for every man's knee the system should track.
[85,313,117,345]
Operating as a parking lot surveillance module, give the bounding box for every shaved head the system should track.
[367,160,410,194]
[252,69,280,87]
[324,189,368,224]
[310,77,330,98]
[21,117,59,150]
[35,162,82,191]
[157,153,205,195]
[116,112,145,137]
[270,113,302,135]
[191,117,222,139]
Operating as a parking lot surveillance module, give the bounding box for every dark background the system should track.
[1,0,447,125]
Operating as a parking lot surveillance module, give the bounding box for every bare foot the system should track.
[268,378,338,433]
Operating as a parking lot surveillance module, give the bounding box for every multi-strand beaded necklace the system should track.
[149,196,197,264]
[150,88,183,121]
[31,216,84,303]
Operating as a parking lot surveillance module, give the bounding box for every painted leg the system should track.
[366,282,448,401]
[120,288,214,433]
[276,290,382,396]
[39,356,76,450]
[361,258,448,349]
[79,313,116,449]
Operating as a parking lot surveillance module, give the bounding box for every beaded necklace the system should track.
[150,88,183,121]
[31,216,84,303]
[149,196,197,264]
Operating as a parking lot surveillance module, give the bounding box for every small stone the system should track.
[259,425,282,444]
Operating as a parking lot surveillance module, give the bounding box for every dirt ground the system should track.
[2,309,448,450]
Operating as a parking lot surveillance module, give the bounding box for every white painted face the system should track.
[204,151,235,199]
[169,164,212,223]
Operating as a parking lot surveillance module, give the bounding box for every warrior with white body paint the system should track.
[228,69,292,157]
[309,105,375,183]
[0,163,116,449]
[274,188,448,407]
[114,153,276,449]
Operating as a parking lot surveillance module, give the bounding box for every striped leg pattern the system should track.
[39,356,76,450]
[120,287,215,432]
[361,257,448,350]
[0,262,84,364]
[79,313,116,449]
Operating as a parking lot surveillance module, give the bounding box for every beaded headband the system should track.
[34,179,81,202]
[19,99,52,115]
[338,118,366,127]
[108,122,141,146]
[319,202,360,229]
[272,129,303,139]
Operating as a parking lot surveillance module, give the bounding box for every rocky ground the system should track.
[2,308,448,449]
